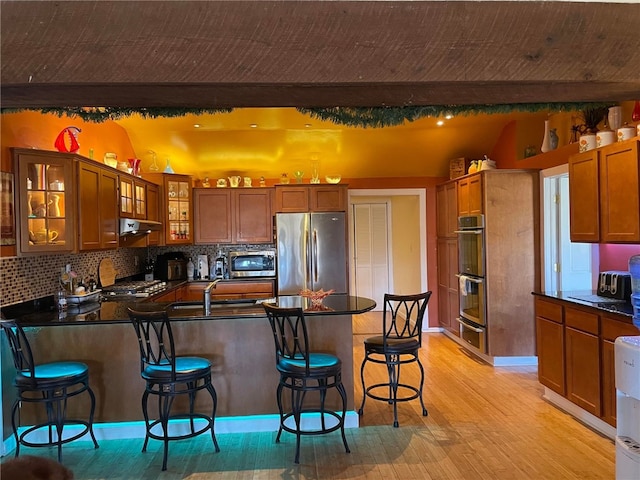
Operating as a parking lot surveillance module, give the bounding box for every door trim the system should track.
[348,188,428,322]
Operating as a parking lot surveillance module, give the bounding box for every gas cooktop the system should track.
[101,280,168,299]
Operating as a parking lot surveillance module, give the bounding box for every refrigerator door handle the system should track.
[305,227,311,285]
[313,229,319,283]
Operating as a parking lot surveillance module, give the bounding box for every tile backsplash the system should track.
[0,248,143,307]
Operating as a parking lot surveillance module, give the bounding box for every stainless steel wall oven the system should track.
[456,214,487,353]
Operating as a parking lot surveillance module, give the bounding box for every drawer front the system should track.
[565,307,599,335]
[535,298,563,323]
[601,316,639,341]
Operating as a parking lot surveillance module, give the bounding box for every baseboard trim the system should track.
[543,387,616,440]
[439,329,538,366]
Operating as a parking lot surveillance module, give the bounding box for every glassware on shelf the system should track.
[294,170,304,183]
[164,157,175,174]
[148,150,160,172]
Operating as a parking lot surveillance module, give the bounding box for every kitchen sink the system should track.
[169,299,266,310]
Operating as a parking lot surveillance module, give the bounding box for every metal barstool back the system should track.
[263,303,350,463]
[127,307,220,471]
[358,291,432,427]
[0,318,99,462]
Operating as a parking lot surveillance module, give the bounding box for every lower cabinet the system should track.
[181,280,275,302]
[535,296,638,428]
[436,237,459,335]
[535,314,565,395]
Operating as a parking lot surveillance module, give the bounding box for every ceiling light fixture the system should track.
[445,114,453,120]
[193,124,201,128]
[250,123,258,128]
[436,120,444,126]
[305,123,312,128]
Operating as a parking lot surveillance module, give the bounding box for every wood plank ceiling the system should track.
[2,1,639,109]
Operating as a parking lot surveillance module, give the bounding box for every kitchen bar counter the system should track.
[2,294,375,432]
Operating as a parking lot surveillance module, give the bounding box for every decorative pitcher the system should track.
[228,176,241,188]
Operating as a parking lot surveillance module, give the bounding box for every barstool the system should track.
[127,307,220,471]
[262,303,350,463]
[358,291,432,427]
[0,318,99,462]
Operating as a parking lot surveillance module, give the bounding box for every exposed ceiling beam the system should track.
[2,1,639,109]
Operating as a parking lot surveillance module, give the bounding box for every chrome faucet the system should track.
[203,279,222,315]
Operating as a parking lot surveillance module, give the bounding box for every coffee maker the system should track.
[213,250,227,279]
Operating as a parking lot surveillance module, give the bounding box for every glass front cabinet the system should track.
[12,148,77,254]
[142,173,192,245]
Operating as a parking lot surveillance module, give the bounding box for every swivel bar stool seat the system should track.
[358,291,432,427]
[0,318,99,462]
[127,307,220,471]
[263,303,350,464]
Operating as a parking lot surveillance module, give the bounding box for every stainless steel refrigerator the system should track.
[276,212,348,295]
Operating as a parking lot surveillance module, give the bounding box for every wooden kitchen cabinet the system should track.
[146,183,161,246]
[564,307,601,416]
[182,280,275,301]
[569,138,640,243]
[142,173,193,245]
[275,184,347,212]
[78,160,119,251]
[457,174,483,216]
[120,176,148,219]
[535,294,639,428]
[436,181,458,237]
[437,237,459,335]
[568,149,600,242]
[194,188,273,244]
[12,148,77,255]
[599,139,640,242]
[535,297,565,395]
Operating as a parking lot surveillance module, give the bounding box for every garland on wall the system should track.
[1,102,613,128]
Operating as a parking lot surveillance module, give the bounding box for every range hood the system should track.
[119,218,162,236]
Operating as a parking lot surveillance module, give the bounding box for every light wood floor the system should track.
[1,311,615,479]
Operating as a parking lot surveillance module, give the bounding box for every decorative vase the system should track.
[541,120,551,153]
[549,128,559,150]
[164,158,175,174]
[608,106,623,132]
[632,101,640,122]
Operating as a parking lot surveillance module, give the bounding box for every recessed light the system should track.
[445,114,453,120]
[250,123,258,128]
[193,124,200,128]
[437,120,444,126]
[305,124,312,128]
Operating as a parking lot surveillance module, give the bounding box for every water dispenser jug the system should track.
[629,254,640,329]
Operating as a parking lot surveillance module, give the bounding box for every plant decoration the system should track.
[1,102,613,129]
[576,106,610,134]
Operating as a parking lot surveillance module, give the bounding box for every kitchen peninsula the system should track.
[2,294,375,435]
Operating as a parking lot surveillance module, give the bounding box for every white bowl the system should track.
[325,174,341,184]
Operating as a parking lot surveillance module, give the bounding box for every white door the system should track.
[542,169,595,292]
[351,202,391,310]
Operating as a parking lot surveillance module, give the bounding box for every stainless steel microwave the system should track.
[228,250,276,278]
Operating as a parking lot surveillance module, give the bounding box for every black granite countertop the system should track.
[533,290,634,318]
[1,294,376,327]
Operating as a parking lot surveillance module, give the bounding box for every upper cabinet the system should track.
[194,188,273,244]
[142,173,193,245]
[120,176,149,219]
[274,184,347,213]
[569,138,639,243]
[12,148,77,255]
[77,160,119,251]
[457,174,483,216]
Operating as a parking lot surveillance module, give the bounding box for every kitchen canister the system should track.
[617,126,636,142]
[596,130,616,147]
[579,134,597,152]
